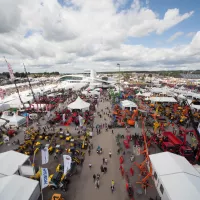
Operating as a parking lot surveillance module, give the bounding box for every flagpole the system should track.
[3,57,25,109]
[23,63,37,103]
[39,167,44,200]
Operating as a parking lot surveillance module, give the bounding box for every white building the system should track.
[0,150,31,177]
[149,152,200,200]
[0,175,40,200]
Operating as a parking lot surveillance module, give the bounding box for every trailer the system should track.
[162,132,182,152]
[160,131,193,161]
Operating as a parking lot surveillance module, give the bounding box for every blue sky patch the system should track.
[24,29,43,38]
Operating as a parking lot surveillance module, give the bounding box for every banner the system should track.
[136,146,140,156]
[63,155,72,174]
[62,113,66,122]
[26,115,29,127]
[41,147,49,165]
[47,111,50,118]
[6,62,15,82]
[78,115,83,126]
[0,88,6,100]
[40,168,49,189]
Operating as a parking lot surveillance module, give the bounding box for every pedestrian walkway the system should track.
[73,98,126,200]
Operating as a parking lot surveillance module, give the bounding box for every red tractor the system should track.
[7,129,17,137]
[160,131,193,161]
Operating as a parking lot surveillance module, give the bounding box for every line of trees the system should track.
[0,72,60,79]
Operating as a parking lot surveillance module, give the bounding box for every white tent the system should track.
[178,94,186,99]
[193,93,200,99]
[0,175,40,200]
[0,103,10,112]
[0,112,26,127]
[90,90,100,96]
[187,99,200,110]
[150,97,177,103]
[136,92,143,96]
[82,90,100,96]
[149,152,200,200]
[0,151,30,177]
[82,90,88,95]
[121,100,138,111]
[68,96,90,111]
[140,92,152,97]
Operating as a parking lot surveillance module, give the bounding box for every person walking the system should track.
[93,174,96,182]
[109,151,112,158]
[105,158,108,165]
[54,152,58,160]
[88,149,91,156]
[111,180,115,192]
[89,163,92,169]
[97,173,100,180]
[103,157,105,164]
[95,180,98,189]
[103,166,107,173]
[97,179,100,189]
[100,165,104,173]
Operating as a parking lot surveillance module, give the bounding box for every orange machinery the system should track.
[134,117,153,189]
[127,109,138,126]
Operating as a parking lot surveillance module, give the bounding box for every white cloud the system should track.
[167,32,184,42]
[186,32,196,37]
[0,0,22,33]
[0,0,198,72]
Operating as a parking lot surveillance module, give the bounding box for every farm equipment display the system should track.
[50,194,65,200]
[7,129,17,137]
[158,131,193,161]
[112,104,138,127]
[49,161,77,191]
[55,145,63,154]
[30,167,41,180]
[49,171,70,191]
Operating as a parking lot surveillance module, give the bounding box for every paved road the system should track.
[72,99,127,200]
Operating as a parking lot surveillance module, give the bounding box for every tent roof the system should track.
[0,112,26,125]
[0,151,29,176]
[187,99,200,110]
[160,172,200,200]
[0,175,39,200]
[150,152,200,200]
[121,100,137,108]
[150,97,177,103]
[178,94,186,99]
[68,96,90,110]
[149,152,200,177]
[140,92,152,97]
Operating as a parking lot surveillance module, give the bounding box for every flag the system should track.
[6,62,15,82]
[26,115,29,127]
[46,104,49,112]
[136,146,140,155]
[78,115,83,126]
[41,147,49,164]
[63,155,72,175]
[62,113,66,122]
[0,88,6,100]
[40,168,49,189]
[47,111,50,118]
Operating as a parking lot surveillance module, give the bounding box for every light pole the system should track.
[117,63,120,93]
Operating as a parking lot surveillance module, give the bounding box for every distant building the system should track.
[0,75,8,80]
[181,74,200,79]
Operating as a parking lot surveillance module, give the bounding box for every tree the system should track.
[124,73,130,81]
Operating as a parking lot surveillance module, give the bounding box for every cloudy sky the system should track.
[0,0,200,73]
